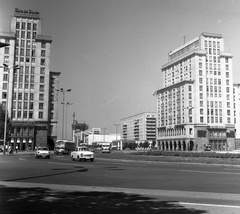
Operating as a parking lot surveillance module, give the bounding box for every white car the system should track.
[35,147,50,159]
[71,146,94,161]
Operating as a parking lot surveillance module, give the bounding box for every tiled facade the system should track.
[154,33,235,151]
[0,9,60,150]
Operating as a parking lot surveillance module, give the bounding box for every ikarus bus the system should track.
[54,140,75,155]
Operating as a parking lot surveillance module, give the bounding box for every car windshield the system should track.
[80,147,89,151]
[39,148,48,151]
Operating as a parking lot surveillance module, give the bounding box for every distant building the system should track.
[0,8,60,150]
[120,112,157,145]
[154,32,235,152]
[75,131,120,146]
[92,128,101,135]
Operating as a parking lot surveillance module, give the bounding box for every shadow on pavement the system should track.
[0,185,207,214]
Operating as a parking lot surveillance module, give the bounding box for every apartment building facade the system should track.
[121,112,156,145]
[154,33,235,152]
[0,8,60,150]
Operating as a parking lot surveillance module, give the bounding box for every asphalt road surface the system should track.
[0,151,240,214]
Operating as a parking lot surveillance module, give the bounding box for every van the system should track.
[102,145,110,153]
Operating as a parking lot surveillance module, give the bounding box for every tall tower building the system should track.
[0,8,60,150]
[154,33,235,152]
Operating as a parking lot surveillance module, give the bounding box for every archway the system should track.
[189,141,194,151]
[183,141,186,151]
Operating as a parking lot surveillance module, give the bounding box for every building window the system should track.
[41,42,46,48]
[23,111,27,118]
[38,112,43,119]
[2,92,7,99]
[39,94,44,101]
[33,23,37,31]
[4,56,9,63]
[40,76,45,83]
[3,74,8,81]
[2,83,7,90]
[16,22,20,29]
[41,50,46,57]
[30,93,34,100]
[31,67,35,74]
[18,101,22,109]
[29,111,33,119]
[29,102,33,110]
[17,111,21,118]
[23,102,28,109]
[4,47,9,54]
[39,103,44,110]
[30,76,34,83]
[24,93,28,100]
[39,85,44,92]
[32,32,36,39]
[40,67,45,74]
[41,59,45,66]
[27,23,31,30]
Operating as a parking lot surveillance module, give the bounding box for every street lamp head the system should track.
[3,63,8,68]
[66,89,71,92]
[66,102,73,105]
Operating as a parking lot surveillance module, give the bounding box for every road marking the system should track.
[179,202,240,209]
[180,169,240,175]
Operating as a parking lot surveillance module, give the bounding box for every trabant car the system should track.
[70,146,94,162]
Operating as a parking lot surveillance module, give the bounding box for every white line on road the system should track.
[180,169,240,175]
[179,202,240,209]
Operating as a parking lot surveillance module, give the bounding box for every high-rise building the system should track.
[120,112,156,145]
[154,32,235,152]
[0,8,60,150]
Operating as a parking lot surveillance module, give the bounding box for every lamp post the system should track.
[184,106,194,151]
[65,102,73,140]
[2,64,19,155]
[56,88,71,140]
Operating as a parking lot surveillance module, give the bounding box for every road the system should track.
[0,151,240,213]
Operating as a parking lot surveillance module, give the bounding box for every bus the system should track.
[54,140,76,155]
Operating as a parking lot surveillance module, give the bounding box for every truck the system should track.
[70,146,94,162]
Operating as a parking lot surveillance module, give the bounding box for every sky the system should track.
[1,0,240,139]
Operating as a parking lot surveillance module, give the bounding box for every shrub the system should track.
[131,150,240,158]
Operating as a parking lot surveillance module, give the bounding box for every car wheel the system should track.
[91,158,94,162]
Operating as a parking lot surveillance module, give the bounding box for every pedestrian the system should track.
[8,146,13,155]
[16,146,18,153]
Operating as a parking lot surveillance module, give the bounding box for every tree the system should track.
[143,141,150,149]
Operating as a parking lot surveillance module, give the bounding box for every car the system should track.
[71,146,94,161]
[35,147,50,159]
